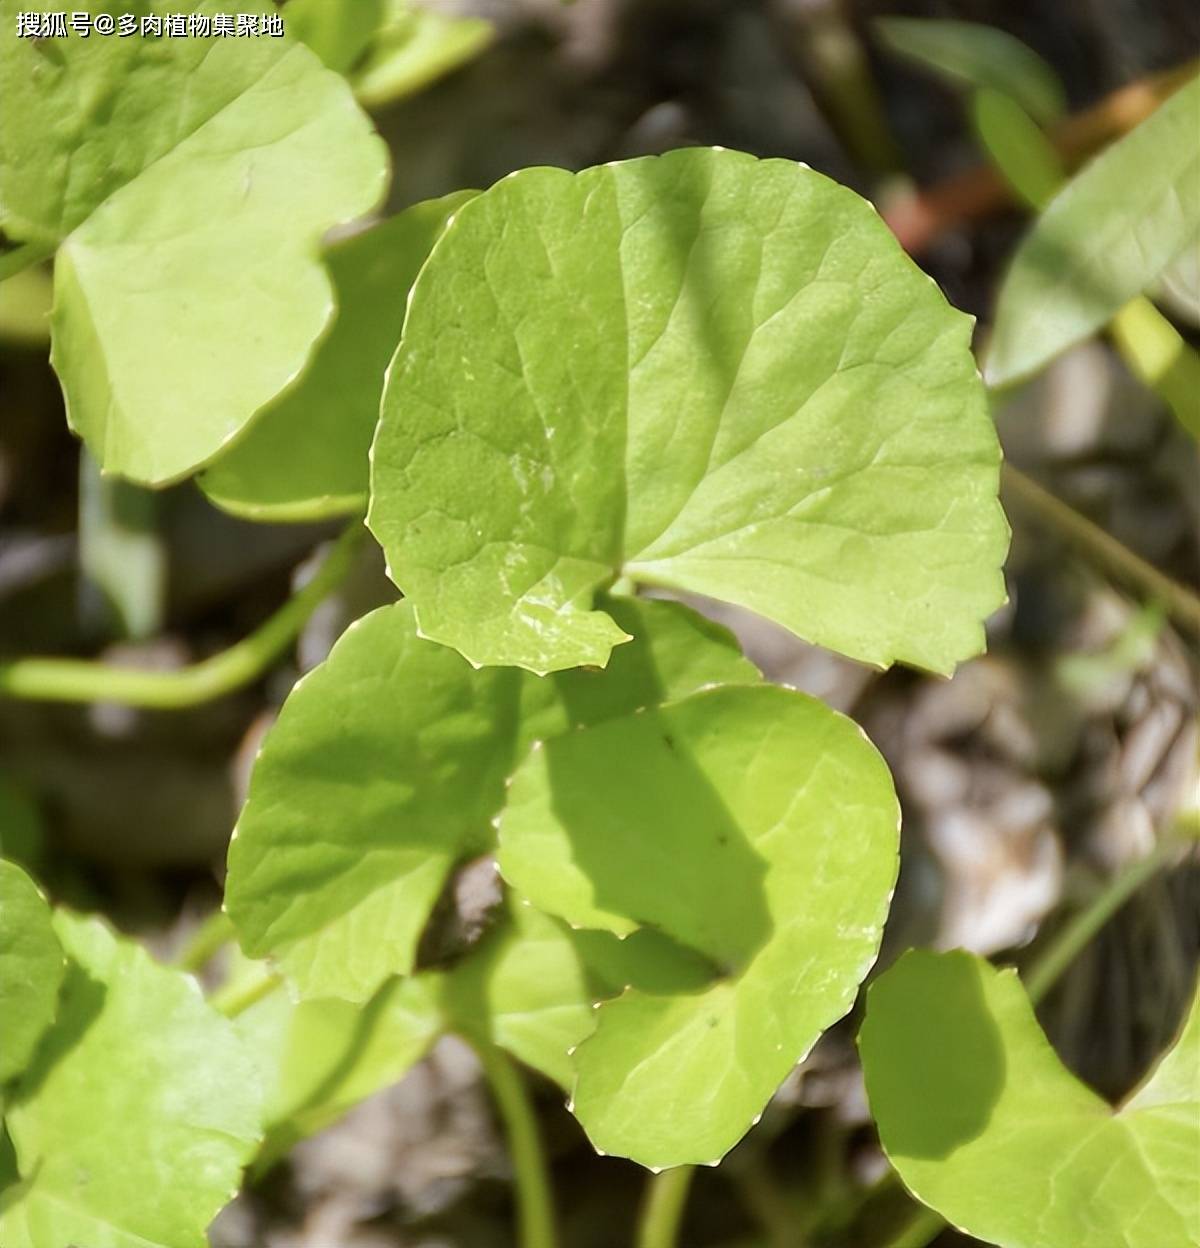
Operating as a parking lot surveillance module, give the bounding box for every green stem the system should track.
[471,1042,558,1248]
[1001,464,1200,637]
[637,1166,695,1248]
[0,238,55,283]
[0,525,363,707]
[1024,832,1185,1005]
[173,910,234,973]
[211,968,282,1019]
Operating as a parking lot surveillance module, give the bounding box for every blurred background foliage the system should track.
[1,1,1197,1245]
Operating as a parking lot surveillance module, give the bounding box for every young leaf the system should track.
[284,0,387,74]
[225,596,758,1002]
[971,88,1065,210]
[986,73,1200,387]
[440,895,715,1089]
[498,684,900,1168]
[353,0,494,109]
[971,88,1200,440]
[874,17,1066,124]
[0,860,64,1083]
[0,914,262,1248]
[859,949,1200,1248]
[0,1,388,484]
[200,192,476,522]
[236,971,439,1168]
[369,148,1007,676]
[441,897,597,1088]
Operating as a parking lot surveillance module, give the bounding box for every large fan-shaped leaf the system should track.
[860,949,1200,1248]
[200,192,475,521]
[986,73,1200,387]
[0,860,63,1083]
[0,914,262,1248]
[369,147,1008,676]
[0,0,387,483]
[225,596,758,1002]
[498,683,900,1167]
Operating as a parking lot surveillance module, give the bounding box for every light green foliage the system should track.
[0,0,387,483]
[236,971,439,1168]
[439,896,714,1089]
[370,148,1007,676]
[971,88,1064,210]
[0,861,63,1083]
[225,596,758,1002]
[201,192,475,521]
[284,0,492,111]
[284,0,386,74]
[860,950,1200,1248]
[874,17,1065,124]
[972,84,1200,440]
[986,73,1200,387]
[499,684,900,1167]
[353,0,493,108]
[0,914,262,1248]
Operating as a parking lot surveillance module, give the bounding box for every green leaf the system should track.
[369,148,1007,676]
[0,861,63,1084]
[284,0,386,74]
[0,913,262,1248]
[859,949,1200,1248]
[498,684,899,1167]
[236,970,439,1169]
[353,0,493,109]
[441,897,596,1088]
[986,73,1200,387]
[971,87,1064,211]
[200,192,475,522]
[440,896,715,1089]
[0,0,387,484]
[874,17,1066,124]
[225,595,758,1002]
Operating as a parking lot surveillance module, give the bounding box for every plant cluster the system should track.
[0,5,1197,1247]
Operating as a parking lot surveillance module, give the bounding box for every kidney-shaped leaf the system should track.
[986,73,1200,388]
[860,949,1200,1248]
[369,147,1008,676]
[200,192,476,521]
[0,860,64,1083]
[498,683,900,1168]
[0,913,262,1248]
[0,1,387,483]
[225,595,758,1002]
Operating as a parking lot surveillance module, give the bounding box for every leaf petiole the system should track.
[468,1040,559,1248]
[0,525,364,708]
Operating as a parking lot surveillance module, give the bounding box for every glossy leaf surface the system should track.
[0,860,63,1083]
[860,949,1200,1248]
[0,914,262,1248]
[0,1,387,483]
[499,683,900,1167]
[370,148,1007,676]
[201,192,475,521]
[225,596,758,1001]
[987,73,1200,387]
